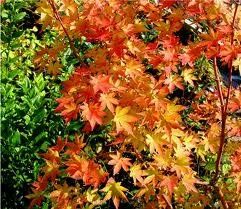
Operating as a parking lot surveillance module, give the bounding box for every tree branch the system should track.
[211,4,239,209]
[47,0,82,63]
[162,194,173,209]
[215,186,229,209]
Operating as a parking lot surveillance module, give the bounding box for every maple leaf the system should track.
[181,174,203,193]
[182,68,197,86]
[158,103,185,135]
[39,148,60,163]
[219,44,241,64]
[231,146,241,172]
[59,0,78,15]
[164,74,184,93]
[51,136,67,152]
[42,160,60,181]
[161,48,177,62]
[143,168,161,187]
[50,182,73,208]
[113,106,138,134]
[160,175,179,195]
[25,188,44,209]
[83,160,108,188]
[228,119,241,137]
[100,92,119,113]
[108,151,132,175]
[66,155,107,188]
[101,178,128,209]
[145,133,163,154]
[228,90,241,112]
[65,155,89,180]
[172,146,191,178]
[55,96,79,123]
[135,184,155,203]
[154,151,173,170]
[90,74,112,93]
[124,59,144,79]
[65,134,86,155]
[31,176,48,191]
[130,164,148,185]
[199,28,223,48]
[47,60,62,75]
[80,102,106,130]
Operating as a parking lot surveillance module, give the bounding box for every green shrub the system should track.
[1,1,65,208]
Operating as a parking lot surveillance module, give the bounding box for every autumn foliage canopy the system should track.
[27,0,241,208]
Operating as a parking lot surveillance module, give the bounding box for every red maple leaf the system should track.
[90,74,112,93]
[80,102,106,130]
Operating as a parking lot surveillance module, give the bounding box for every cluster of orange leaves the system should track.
[28,0,241,208]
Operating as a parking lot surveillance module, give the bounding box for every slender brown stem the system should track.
[211,4,239,209]
[215,186,229,209]
[213,57,225,113]
[212,57,226,184]
[224,3,238,114]
[47,0,82,62]
[213,4,239,184]
[162,194,173,209]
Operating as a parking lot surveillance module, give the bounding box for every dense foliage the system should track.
[1,0,82,208]
[25,0,241,208]
[1,0,241,208]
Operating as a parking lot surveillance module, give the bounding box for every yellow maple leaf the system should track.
[182,68,197,86]
[130,164,148,186]
[101,178,128,209]
[113,106,137,134]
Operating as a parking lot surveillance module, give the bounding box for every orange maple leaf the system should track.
[80,102,106,130]
[160,175,179,195]
[55,96,79,123]
[66,155,108,188]
[65,134,86,155]
[219,44,241,64]
[100,92,119,113]
[108,151,132,175]
[90,74,112,93]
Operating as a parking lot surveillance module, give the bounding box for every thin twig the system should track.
[224,3,238,114]
[212,57,226,186]
[162,194,173,209]
[212,3,239,184]
[215,186,229,209]
[211,5,239,209]
[213,57,225,114]
[47,0,82,62]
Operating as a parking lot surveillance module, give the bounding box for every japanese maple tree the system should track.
[28,0,241,208]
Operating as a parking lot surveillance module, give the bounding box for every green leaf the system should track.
[34,132,48,144]
[11,131,21,145]
[14,12,26,21]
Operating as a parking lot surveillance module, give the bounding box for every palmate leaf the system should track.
[108,151,132,175]
[80,102,106,130]
[101,178,128,209]
[65,155,108,188]
[100,92,119,113]
[182,68,197,86]
[113,106,138,134]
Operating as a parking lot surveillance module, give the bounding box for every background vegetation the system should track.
[1,0,241,209]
